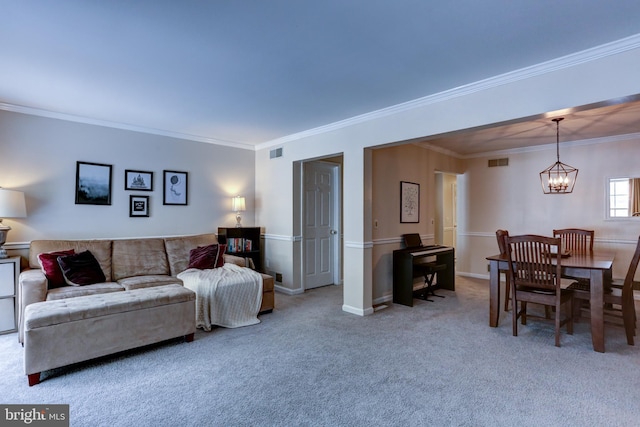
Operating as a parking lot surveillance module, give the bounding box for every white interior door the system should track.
[304,161,337,289]
[438,173,458,248]
[451,182,457,248]
[442,176,457,248]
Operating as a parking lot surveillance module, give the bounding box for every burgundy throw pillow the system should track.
[57,250,106,286]
[215,244,227,268]
[188,244,219,270]
[38,249,76,288]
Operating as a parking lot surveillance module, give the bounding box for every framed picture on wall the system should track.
[163,170,188,205]
[125,170,153,191]
[75,161,112,205]
[400,181,419,223]
[129,195,150,217]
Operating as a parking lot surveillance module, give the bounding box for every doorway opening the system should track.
[435,172,458,249]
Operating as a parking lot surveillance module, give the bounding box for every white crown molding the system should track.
[0,102,255,151]
[258,33,640,150]
[4,33,639,153]
[409,126,640,159]
[460,131,640,159]
[414,142,464,159]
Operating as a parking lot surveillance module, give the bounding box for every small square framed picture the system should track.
[125,170,153,191]
[163,170,188,205]
[130,195,150,217]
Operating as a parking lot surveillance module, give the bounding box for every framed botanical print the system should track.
[125,170,153,191]
[163,170,188,205]
[129,195,150,217]
[75,161,112,205]
[400,181,419,223]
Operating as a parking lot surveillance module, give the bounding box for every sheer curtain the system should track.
[630,178,640,216]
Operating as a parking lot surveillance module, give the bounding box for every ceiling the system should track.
[2,1,640,151]
[417,96,640,156]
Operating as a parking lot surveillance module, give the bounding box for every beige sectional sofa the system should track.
[18,233,274,343]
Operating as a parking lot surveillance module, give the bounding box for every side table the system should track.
[0,256,20,334]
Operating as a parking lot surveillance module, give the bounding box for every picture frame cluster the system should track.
[75,161,189,218]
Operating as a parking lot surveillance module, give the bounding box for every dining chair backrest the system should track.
[496,229,509,256]
[496,229,512,311]
[622,235,640,299]
[506,235,563,292]
[553,228,594,254]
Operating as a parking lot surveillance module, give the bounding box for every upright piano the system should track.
[392,245,455,307]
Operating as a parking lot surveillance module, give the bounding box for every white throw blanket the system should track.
[178,263,263,331]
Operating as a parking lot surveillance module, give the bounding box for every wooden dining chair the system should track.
[554,228,595,306]
[495,229,511,311]
[552,228,594,254]
[506,234,574,347]
[569,235,640,345]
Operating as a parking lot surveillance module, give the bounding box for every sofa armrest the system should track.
[223,254,248,267]
[18,269,48,344]
[259,273,274,313]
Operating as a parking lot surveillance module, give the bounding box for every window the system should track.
[609,178,629,217]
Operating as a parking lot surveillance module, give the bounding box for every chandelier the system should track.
[539,118,578,194]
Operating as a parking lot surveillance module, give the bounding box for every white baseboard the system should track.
[342,304,374,316]
[274,284,304,295]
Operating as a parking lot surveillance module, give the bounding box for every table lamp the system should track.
[0,188,27,259]
[232,196,246,228]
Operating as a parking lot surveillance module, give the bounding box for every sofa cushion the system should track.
[117,275,182,291]
[38,249,75,288]
[28,284,195,330]
[164,233,218,276]
[30,240,113,281]
[188,244,220,270]
[46,282,124,301]
[215,244,227,268]
[112,238,169,281]
[57,250,107,286]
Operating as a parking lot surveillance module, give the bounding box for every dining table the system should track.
[486,251,615,352]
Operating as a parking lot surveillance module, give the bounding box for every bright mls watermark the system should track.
[1,405,69,426]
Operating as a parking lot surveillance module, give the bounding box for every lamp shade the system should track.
[0,188,27,218]
[232,196,246,212]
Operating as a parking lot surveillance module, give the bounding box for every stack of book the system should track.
[226,238,252,253]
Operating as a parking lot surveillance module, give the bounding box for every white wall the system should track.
[0,110,255,243]
[457,137,640,280]
[4,39,640,313]
[255,41,640,315]
[370,144,464,303]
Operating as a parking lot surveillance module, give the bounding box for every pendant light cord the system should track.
[553,117,564,162]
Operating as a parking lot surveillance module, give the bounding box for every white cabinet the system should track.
[0,257,19,334]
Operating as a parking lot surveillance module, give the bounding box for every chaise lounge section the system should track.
[24,284,196,386]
